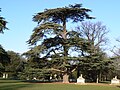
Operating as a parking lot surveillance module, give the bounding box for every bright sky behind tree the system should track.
[0,0,120,56]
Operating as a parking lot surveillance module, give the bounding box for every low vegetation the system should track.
[0,80,120,90]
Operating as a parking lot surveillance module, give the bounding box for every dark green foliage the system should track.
[0,9,9,74]
[72,21,113,82]
[18,54,52,80]
[77,47,113,82]
[24,4,113,82]
[25,4,94,82]
[28,22,63,45]
[0,45,10,66]
[0,8,8,33]
[28,4,94,45]
[0,45,10,76]
[0,9,9,71]
[18,66,51,80]
[33,4,94,24]
[6,51,24,72]
[0,63,4,72]
[5,51,25,79]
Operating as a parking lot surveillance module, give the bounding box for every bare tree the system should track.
[76,21,111,82]
[77,21,108,47]
[111,39,120,57]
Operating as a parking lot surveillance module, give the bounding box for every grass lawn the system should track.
[0,80,120,90]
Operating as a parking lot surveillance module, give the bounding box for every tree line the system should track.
[0,4,119,83]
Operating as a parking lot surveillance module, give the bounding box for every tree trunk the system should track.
[99,72,102,81]
[96,77,98,83]
[62,19,69,83]
[63,73,69,83]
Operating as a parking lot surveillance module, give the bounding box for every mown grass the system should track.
[0,80,120,90]
[0,80,32,90]
[18,84,120,90]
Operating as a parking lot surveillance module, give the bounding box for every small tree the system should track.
[27,4,94,83]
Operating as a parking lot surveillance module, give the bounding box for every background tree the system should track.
[19,50,51,80]
[27,4,94,83]
[76,21,113,82]
[110,39,120,79]
[5,51,25,79]
[0,8,9,68]
[0,45,10,76]
[111,39,120,57]
[77,21,108,50]
[0,8,9,77]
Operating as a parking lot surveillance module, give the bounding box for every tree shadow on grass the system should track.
[116,86,120,88]
[22,79,63,83]
[0,84,32,90]
[22,80,51,83]
[0,80,23,83]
